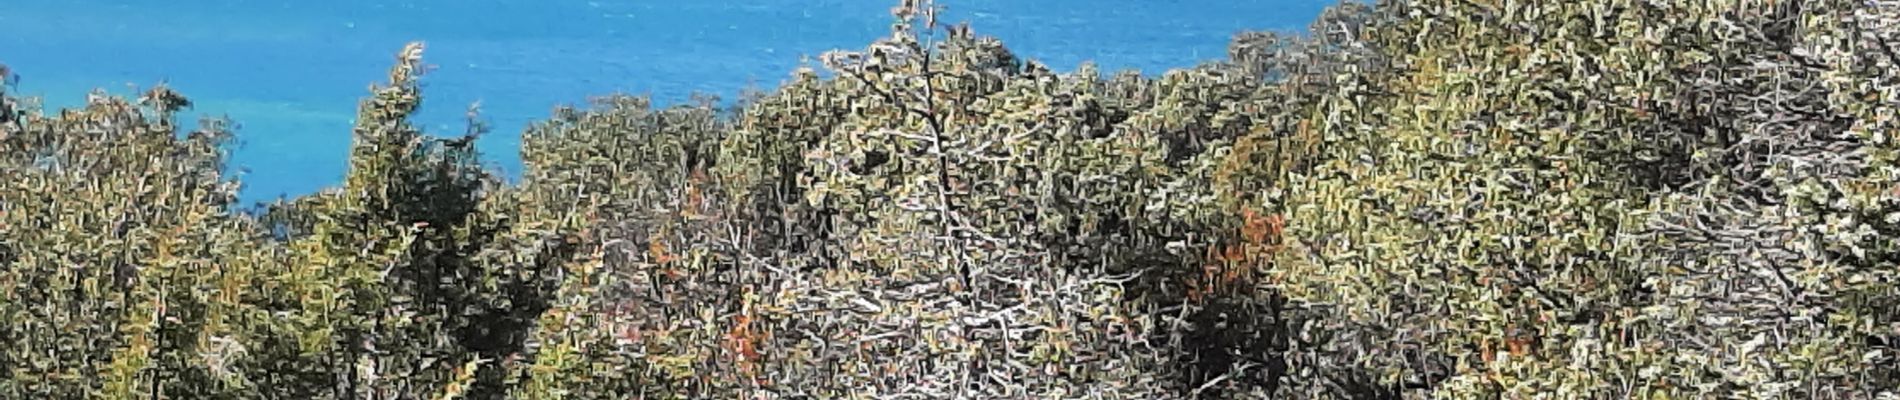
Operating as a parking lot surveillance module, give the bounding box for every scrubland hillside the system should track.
[3,0,1899,398]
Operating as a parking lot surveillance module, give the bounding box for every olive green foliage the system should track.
[0,82,256,398]
[4,0,1900,398]
[1264,1,1900,398]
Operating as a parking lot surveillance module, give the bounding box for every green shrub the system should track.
[3,0,1898,398]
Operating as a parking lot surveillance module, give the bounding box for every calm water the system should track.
[0,0,1333,203]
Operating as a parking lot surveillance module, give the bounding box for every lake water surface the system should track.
[0,0,1333,203]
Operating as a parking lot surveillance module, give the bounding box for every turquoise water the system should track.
[0,0,1332,203]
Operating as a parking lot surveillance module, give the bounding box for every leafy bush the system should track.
[3,0,1898,398]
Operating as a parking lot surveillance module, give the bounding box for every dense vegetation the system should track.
[3,0,1899,398]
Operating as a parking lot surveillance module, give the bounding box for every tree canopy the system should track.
[3,0,1898,398]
